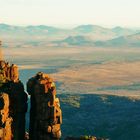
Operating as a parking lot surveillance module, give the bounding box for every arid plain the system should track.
[4,46,140,99]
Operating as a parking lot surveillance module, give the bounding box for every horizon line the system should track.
[0,22,140,29]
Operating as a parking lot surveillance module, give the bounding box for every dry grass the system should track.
[4,46,140,99]
[51,61,140,98]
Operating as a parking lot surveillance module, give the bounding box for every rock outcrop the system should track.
[27,72,62,140]
[0,60,27,140]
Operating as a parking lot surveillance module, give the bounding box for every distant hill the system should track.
[95,32,140,47]
[55,32,140,47]
[112,26,137,36]
[74,25,112,34]
[56,35,94,46]
[73,25,117,41]
[0,23,67,38]
[0,23,139,39]
[0,23,139,47]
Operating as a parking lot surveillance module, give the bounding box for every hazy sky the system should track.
[0,0,140,27]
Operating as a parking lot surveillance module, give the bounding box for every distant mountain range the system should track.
[57,32,140,47]
[95,32,140,47]
[0,23,67,40]
[0,23,140,47]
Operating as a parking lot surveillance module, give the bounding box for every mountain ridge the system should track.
[0,23,140,47]
[95,32,140,47]
[0,23,139,37]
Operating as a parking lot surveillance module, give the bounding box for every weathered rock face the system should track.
[0,92,13,140]
[0,60,27,140]
[27,72,62,140]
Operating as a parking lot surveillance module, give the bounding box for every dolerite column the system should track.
[0,92,13,140]
[0,60,28,140]
[9,81,28,140]
[27,72,62,140]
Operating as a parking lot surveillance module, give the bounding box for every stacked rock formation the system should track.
[27,72,62,140]
[0,60,27,140]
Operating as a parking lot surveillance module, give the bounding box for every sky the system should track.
[0,0,140,27]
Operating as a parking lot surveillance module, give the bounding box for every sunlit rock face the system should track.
[27,72,62,140]
[0,60,27,140]
[0,92,12,140]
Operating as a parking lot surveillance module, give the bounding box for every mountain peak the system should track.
[75,24,102,30]
[74,24,108,34]
[112,26,123,30]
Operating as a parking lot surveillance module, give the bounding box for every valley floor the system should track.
[5,46,140,98]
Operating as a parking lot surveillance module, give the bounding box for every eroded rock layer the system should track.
[27,72,62,140]
[0,60,27,140]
